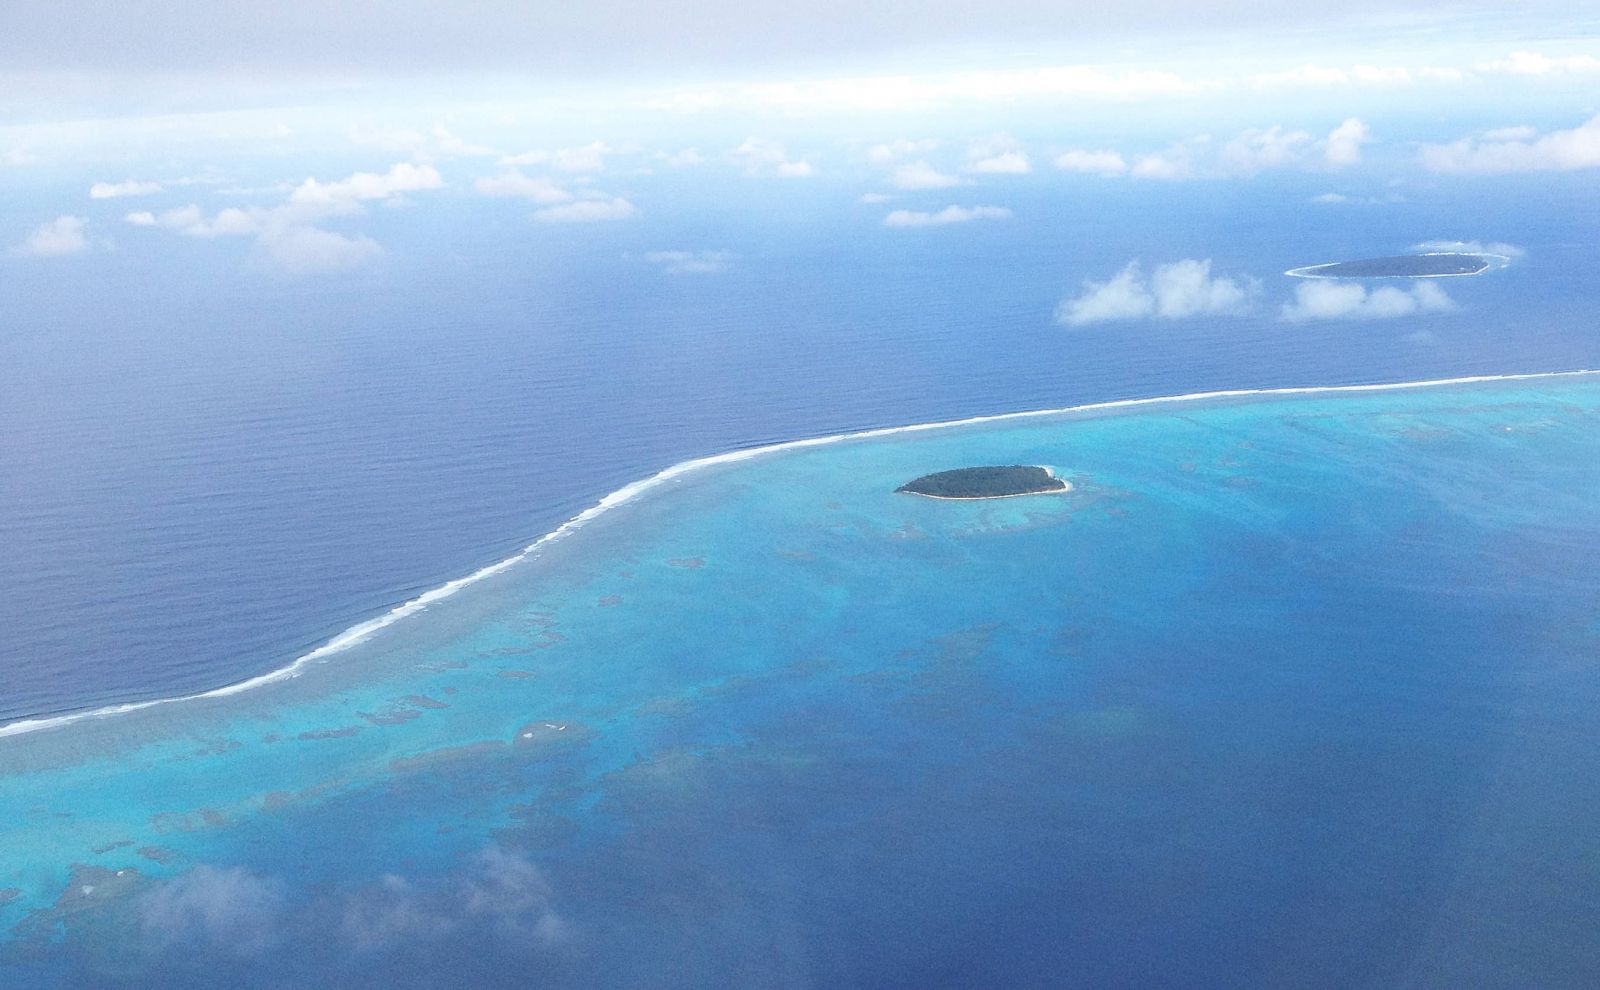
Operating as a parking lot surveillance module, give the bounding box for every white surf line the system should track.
[3,368,1595,741]
[1285,252,1515,279]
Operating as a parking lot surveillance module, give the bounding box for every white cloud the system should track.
[655,148,703,167]
[1477,51,1600,76]
[1281,280,1455,321]
[287,162,444,210]
[657,64,1199,115]
[1222,126,1315,173]
[1056,259,1257,325]
[1480,125,1538,142]
[90,179,162,199]
[882,205,1011,228]
[258,225,381,274]
[964,135,1030,174]
[1411,238,1524,258]
[1352,64,1412,84]
[858,192,892,204]
[1309,191,1404,205]
[1324,118,1371,167]
[1053,149,1127,176]
[502,141,611,172]
[890,160,964,189]
[1131,150,1194,180]
[139,866,285,957]
[474,169,572,203]
[9,215,90,257]
[727,138,814,177]
[1421,114,1600,173]
[533,197,637,222]
[1251,63,1350,87]
[642,249,731,274]
[867,138,939,164]
[350,124,496,160]
[966,150,1031,174]
[128,161,440,273]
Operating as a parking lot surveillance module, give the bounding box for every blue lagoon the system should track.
[3,372,1600,987]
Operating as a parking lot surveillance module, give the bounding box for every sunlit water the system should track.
[2,375,1599,987]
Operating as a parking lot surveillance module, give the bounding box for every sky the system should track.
[2,1,1598,286]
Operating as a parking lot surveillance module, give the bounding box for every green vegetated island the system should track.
[897,465,1069,499]
[1286,252,1492,279]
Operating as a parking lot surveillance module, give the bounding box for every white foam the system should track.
[2,369,1594,741]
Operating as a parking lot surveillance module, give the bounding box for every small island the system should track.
[897,465,1069,500]
[1285,253,1493,279]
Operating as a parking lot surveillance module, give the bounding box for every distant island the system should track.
[897,465,1069,499]
[1285,253,1493,279]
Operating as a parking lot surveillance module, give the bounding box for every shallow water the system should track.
[3,374,1599,987]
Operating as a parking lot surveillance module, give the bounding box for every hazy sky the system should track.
[4,1,1597,280]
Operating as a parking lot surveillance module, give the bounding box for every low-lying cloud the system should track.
[1057,259,1257,325]
[642,249,732,274]
[889,160,964,189]
[1421,114,1600,173]
[1281,280,1455,320]
[533,197,637,222]
[90,179,163,199]
[8,215,91,257]
[121,161,442,273]
[882,204,1011,227]
[139,865,286,957]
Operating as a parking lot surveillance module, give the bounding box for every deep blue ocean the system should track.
[2,161,1599,985]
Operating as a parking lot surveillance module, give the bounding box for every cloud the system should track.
[867,138,939,164]
[287,161,443,210]
[964,135,1030,174]
[9,215,90,257]
[1309,191,1402,205]
[350,124,496,160]
[1324,117,1371,167]
[655,148,703,167]
[127,161,439,273]
[139,866,285,957]
[474,168,573,203]
[1411,238,1524,258]
[727,138,814,177]
[533,197,637,222]
[1420,114,1600,173]
[1053,149,1127,176]
[340,847,565,953]
[642,249,731,274]
[1477,51,1600,76]
[1221,125,1316,173]
[858,192,892,204]
[882,204,1011,228]
[502,141,611,172]
[1281,280,1455,321]
[258,224,381,274]
[889,160,963,189]
[1130,149,1196,180]
[1351,64,1412,84]
[90,179,162,199]
[966,150,1031,174]
[1251,63,1351,87]
[1056,259,1257,325]
[659,64,1199,115]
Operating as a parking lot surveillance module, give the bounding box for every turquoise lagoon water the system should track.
[4,373,1600,987]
